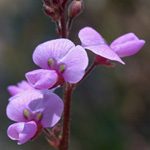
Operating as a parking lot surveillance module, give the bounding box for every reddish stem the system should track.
[56,2,73,150]
[58,62,96,150]
[58,83,73,150]
[55,20,61,36]
[60,4,67,38]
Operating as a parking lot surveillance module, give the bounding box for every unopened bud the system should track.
[52,124,61,137]
[51,0,63,7]
[43,0,51,6]
[64,0,71,4]
[68,0,83,19]
[43,4,60,21]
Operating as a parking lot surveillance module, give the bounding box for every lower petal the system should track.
[63,69,85,83]
[25,69,58,90]
[110,33,139,47]
[7,121,37,145]
[111,40,145,57]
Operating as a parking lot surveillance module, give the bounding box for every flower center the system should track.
[36,112,42,121]
[48,58,55,68]
[23,109,43,122]
[24,109,30,118]
[48,58,66,73]
[60,64,66,73]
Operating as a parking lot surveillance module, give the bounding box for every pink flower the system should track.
[26,39,88,89]
[7,90,63,145]
[78,27,145,65]
[8,80,35,96]
[7,80,56,101]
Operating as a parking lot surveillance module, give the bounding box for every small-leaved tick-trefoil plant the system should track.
[6,0,145,149]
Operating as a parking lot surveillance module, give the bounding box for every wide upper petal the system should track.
[33,39,75,69]
[85,45,125,64]
[6,90,43,122]
[7,121,37,145]
[59,45,89,83]
[78,27,106,47]
[25,69,58,90]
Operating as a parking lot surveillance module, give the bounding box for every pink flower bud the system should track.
[52,124,61,137]
[68,0,83,19]
[43,0,51,6]
[63,0,71,4]
[43,4,60,21]
[51,0,63,7]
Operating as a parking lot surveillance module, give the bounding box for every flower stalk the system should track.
[57,2,72,149]
[58,83,73,150]
[60,6,67,38]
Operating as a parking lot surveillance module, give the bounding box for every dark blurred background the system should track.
[0,0,150,149]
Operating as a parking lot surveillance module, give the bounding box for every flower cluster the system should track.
[6,26,145,145]
[7,81,63,144]
[7,38,89,144]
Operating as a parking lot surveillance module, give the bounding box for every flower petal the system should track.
[85,45,125,64]
[7,121,37,145]
[7,86,24,96]
[8,91,32,102]
[39,92,64,127]
[110,33,139,47]
[59,45,89,83]
[8,80,34,96]
[17,80,34,90]
[111,40,145,57]
[25,69,58,90]
[6,91,43,122]
[33,39,75,69]
[78,27,106,47]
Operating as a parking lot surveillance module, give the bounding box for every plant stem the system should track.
[58,63,96,150]
[55,20,61,36]
[58,83,73,150]
[60,4,67,38]
[56,2,73,150]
